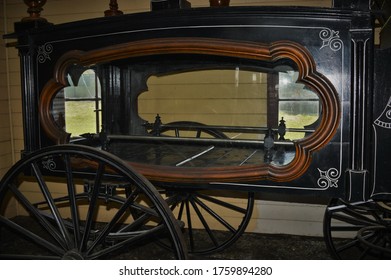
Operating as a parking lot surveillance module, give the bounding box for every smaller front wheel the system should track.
[159,188,254,255]
[323,198,391,259]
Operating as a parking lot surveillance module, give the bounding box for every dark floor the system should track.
[191,232,332,260]
[93,230,332,260]
[0,216,332,260]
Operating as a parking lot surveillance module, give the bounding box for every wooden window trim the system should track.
[39,37,341,183]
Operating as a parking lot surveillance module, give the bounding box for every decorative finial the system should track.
[278,117,286,141]
[104,0,124,16]
[152,114,162,136]
[22,0,47,22]
[209,0,230,7]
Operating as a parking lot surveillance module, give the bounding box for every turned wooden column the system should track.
[105,0,124,16]
[22,0,47,22]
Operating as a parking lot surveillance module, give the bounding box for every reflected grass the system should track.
[65,101,98,137]
[280,113,319,140]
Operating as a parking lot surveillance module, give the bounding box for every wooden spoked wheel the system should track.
[157,121,229,139]
[323,198,391,259]
[157,121,255,255]
[0,145,187,259]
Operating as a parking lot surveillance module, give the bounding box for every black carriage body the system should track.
[6,5,391,203]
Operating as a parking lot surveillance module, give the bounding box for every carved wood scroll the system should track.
[39,38,341,183]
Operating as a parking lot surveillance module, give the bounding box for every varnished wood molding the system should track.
[39,37,341,183]
[39,51,84,144]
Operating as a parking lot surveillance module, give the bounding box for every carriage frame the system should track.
[1,0,391,259]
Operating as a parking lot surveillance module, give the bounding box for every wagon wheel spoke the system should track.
[159,189,254,255]
[5,183,68,250]
[357,226,391,256]
[31,162,75,249]
[184,200,195,251]
[88,224,167,259]
[197,193,250,215]
[64,154,81,246]
[330,212,378,227]
[0,145,187,260]
[189,197,219,247]
[193,196,236,233]
[86,193,163,255]
[333,237,359,253]
[340,208,381,225]
[85,192,137,254]
[0,215,65,258]
[80,162,105,251]
[177,200,185,221]
[0,253,60,260]
[323,198,391,259]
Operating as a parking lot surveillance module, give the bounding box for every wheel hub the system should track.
[357,225,391,256]
[62,249,84,260]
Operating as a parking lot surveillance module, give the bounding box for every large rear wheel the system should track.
[0,145,187,259]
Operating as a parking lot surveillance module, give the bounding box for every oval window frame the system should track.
[40,37,341,183]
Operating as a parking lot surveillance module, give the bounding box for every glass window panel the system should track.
[139,68,269,141]
[278,71,318,100]
[65,100,101,136]
[278,101,320,140]
[64,69,101,99]
[52,69,101,137]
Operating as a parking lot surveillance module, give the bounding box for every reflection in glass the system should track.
[139,68,268,140]
[138,68,320,141]
[278,71,320,139]
[53,69,101,137]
